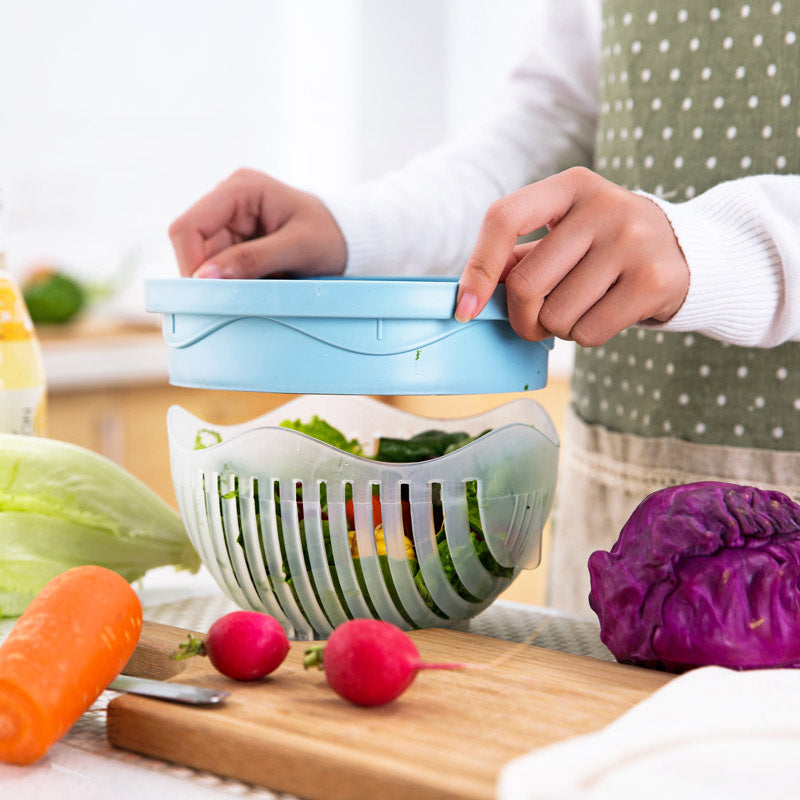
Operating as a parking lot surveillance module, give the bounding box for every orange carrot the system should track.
[0,564,142,765]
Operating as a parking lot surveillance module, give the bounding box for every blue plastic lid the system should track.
[145,276,553,395]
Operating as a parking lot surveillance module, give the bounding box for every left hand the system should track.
[454,167,690,346]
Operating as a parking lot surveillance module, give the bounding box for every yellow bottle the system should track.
[0,254,47,435]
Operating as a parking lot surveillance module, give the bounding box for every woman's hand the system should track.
[169,168,348,278]
[455,167,690,345]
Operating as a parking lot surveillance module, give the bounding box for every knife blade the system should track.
[109,674,230,705]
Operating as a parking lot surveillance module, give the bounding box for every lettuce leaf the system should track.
[374,429,488,462]
[0,433,200,617]
[280,415,363,456]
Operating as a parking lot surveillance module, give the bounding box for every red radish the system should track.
[172,611,290,681]
[303,619,466,706]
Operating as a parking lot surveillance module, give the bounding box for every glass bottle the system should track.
[0,187,47,435]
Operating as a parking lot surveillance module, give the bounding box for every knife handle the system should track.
[122,619,204,680]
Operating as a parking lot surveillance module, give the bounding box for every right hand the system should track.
[455,167,690,346]
[169,168,348,279]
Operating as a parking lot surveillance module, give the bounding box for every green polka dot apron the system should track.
[549,0,800,613]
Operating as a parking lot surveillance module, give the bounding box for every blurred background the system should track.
[0,0,532,319]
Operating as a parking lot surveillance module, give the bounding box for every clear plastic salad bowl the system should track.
[167,395,559,639]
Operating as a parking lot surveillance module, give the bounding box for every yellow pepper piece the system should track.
[348,524,416,561]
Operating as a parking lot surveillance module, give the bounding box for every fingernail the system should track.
[454,291,478,323]
[192,263,223,279]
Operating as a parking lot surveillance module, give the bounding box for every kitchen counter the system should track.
[37,316,169,392]
[0,569,609,800]
[3,570,790,800]
[8,326,797,799]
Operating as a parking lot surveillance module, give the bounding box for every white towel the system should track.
[498,665,800,800]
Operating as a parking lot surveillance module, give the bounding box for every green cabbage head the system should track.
[0,433,200,617]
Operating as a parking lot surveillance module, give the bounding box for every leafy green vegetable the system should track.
[374,429,489,462]
[280,415,363,456]
[0,433,200,617]
[433,527,479,603]
[465,480,513,579]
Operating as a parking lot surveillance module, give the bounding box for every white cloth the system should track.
[497,665,800,800]
[321,1,800,349]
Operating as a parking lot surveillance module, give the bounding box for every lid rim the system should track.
[144,277,510,321]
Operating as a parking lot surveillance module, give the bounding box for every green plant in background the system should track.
[22,269,86,324]
[21,248,142,326]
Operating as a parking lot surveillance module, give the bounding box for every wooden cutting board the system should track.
[107,620,672,800]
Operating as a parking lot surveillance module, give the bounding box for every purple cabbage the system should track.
[588,482,800,673]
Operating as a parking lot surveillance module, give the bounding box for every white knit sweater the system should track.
[321,0,800,348]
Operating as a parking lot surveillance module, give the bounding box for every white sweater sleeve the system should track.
[320,0,601,277]
[644,175,800,347]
